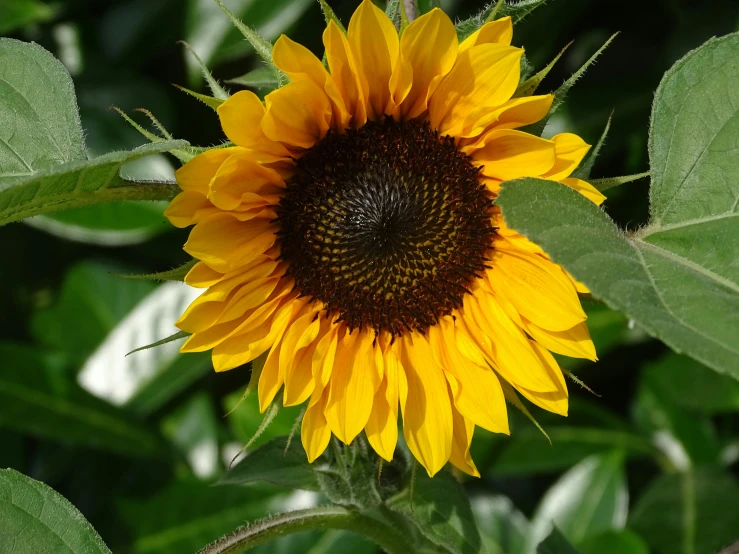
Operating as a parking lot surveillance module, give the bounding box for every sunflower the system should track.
[165,0,605,477]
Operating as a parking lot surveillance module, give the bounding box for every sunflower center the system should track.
[275,118,496,337]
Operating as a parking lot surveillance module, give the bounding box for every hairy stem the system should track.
[197,506,413,554]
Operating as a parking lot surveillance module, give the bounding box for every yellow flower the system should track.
[166,0,604,477]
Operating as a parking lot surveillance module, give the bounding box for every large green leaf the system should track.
[633,360,722,467]
[471,495,529,554]
[0,1,56,34]
[219,436,320,491]
[0,39,186,226]
[0,469,111,554]
[76,281,206,411]
[497,32,739,379]
[162,393,220,479]
[0,343,164,457]
[629,469,739,554]
[488,427,654,476]
[529,451,628,549]
[389,470,484,554]
[497,178,739,378]
[0,38,85,176]
[0,141,184,226]
[644,353,739,414]
[31,262,156,367]
[579,530,649,554]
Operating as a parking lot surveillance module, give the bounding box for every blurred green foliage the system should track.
[1,0,738,552]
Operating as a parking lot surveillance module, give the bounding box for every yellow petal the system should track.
[515,341,569,416]
[365,368,399,462]
[399,333,453,477]
[524,318,597,361]
[459,17,513,50]
[175,147,240,193]
[262,80,332,150]
[217,91,268,149]
[429,43,523,137]
[347,0,399,118]
[272,34,351,132]
[325,330,378,444]
[462,292,558,393]
[185,262,223,288]
[165,191,216,228]
[429,319,509,434]
[184,213,275,273]
[562,177,607,205]
[542,133,591,181]
[448,404,479,477]
[472,130,556,180]
[390,8,458,119]
[312,323,340,398]
[302,390,331,462]
[282,315,322,407]
[208,153,283,212]
[324,21,368,127]
[477,94,554,133]
[491,246,586,332]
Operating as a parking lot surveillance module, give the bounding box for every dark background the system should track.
[2,1,738,553]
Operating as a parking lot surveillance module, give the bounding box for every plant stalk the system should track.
[197,506,414,554]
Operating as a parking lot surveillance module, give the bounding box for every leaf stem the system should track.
[197,506,413,554]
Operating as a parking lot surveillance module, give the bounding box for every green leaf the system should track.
[0,469,112,554]
[0,0,56,34]
[0,343,164,457]
[0,38,85,177]
[629,469,739,554]
[488,427,654,476]
[529,451,627,548]
[579,530,649,554]
[219,436,319,491]
[389,470,484,554]
[226,66,279,91]
[117,478,298,554]
[537,528,581,554]
[0,140,185,227]
[497,178,739,378]
[644,353,739,414]
[471,495,529,554]
[633,362,722,467]
[162,393,220,479]
[77,282,205,410]
[31,262,156,367]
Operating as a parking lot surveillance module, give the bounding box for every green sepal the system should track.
[398,0,411,34]
[212,0,287,88]
[500,379,551,444]
[591,172,650,192]
[112,108,196,163]
[117,259,197,282]
[226,66,279,91]
[174,84,225,110]
[178,40,229,100]
[572,111,612,180]
[524,33,618,136]
[385,0,401,27]
[318,0,346,33]
[514,41,571,97]
[126,330,190,356]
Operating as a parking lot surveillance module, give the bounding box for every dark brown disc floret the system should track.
[275,118,496,337]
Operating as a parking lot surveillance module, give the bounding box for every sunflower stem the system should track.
[196,506,414,554]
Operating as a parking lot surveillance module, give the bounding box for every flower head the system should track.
[166,0,604,477]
